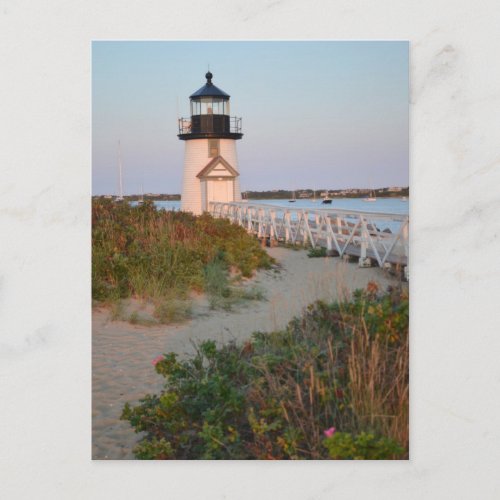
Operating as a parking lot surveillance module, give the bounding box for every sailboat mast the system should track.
[117,141,124,199]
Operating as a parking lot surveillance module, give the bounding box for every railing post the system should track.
[247,207,253,233]
[269,210,275,241]
[336,216,342,236]
[285,211,291,242]
[359,216,372,267]
[326,216,333,252]
[303,211,312,246]
[360,217,366,258]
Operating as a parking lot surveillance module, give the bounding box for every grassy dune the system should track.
[92,199,273,313]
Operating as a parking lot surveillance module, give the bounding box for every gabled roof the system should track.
[196,156,239,179]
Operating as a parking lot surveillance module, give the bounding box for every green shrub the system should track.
[121,285,408,459]
[122,343,250,459]
[307,246,327,258]
[323,431,404,460]
[133,438,174,460]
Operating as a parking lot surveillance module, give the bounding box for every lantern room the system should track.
[178,72,242,140]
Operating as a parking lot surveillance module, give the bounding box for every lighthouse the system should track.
[178,72,243,214]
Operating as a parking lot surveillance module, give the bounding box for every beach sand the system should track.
[92,247,399,459]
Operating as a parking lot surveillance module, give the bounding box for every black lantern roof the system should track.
[189,72,230,99]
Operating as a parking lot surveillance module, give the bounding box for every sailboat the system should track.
[322,191,332,204]
[363,189,376,202]
[115,141,125,202]
[312,190,318,203]
[288,190,296,202]
[137,183,144,205]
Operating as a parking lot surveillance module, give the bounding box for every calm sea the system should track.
[151,197,409,216]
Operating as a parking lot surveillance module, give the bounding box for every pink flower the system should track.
[151,355,164,366]
[323,427,336,438]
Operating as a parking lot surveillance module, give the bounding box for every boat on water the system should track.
[289,190,296,203]
[401,196,408,202]
[321,191,332,204]
[137,183,144,204]
[311,190,318,203]
[363,190,377,202]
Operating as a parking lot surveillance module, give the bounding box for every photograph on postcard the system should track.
[92,41,409,460]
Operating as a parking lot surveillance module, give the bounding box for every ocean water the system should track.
[250,197,409,215]
[152,197,409,215]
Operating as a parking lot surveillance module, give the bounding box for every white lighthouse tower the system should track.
[179,72,243,214]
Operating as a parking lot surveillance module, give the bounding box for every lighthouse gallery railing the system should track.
[209,201,409,270]
[178,116,242,135]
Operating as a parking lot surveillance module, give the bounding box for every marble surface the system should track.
[1,1,499,498]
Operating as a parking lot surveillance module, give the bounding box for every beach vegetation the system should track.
[92,199,273,307]
[307,246,328,258]
[203,254,265,311]
[153,298,192,324]
[323,431,403,460]
[128,311,158,326]
[121,283,409,459]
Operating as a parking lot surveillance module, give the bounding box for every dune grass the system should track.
[92,199,273,310]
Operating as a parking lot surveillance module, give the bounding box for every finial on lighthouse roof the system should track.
[190,72,229,98]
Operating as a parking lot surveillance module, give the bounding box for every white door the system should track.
[208,179,232,203]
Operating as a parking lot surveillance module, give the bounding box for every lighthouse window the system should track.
[212,99,223,114]
[200,98,211,115]
[191,97,230,116]
[191,100,201,115]
[208,139,219,158]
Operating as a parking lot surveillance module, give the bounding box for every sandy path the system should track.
[92,247,395,459]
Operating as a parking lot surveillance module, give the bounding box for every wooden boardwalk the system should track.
[209,201,409,274]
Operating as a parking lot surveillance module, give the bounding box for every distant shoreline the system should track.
[93,187,409,201]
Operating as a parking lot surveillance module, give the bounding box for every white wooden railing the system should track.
[209,201,409,274]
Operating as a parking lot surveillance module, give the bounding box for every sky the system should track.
[92,41,408,195]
